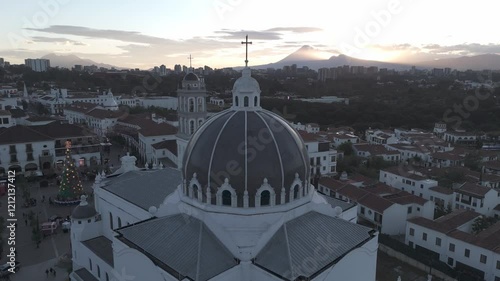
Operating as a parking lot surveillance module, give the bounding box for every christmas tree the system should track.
[58,140,83,201]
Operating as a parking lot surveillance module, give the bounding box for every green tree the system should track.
[337,142,354,156]
[464,151,482,171]
[57,142,83,201]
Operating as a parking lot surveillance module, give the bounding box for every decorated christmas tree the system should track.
[57,140,83,201]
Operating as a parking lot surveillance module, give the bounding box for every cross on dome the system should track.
[241,35,252,67]
[187,54,193,70]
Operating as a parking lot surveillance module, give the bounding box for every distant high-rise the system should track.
[0,58,4,68]
[159,64,167,76]
[25,58,50,72]
[174,64,181,74]
[74,65,82,71]
[182,65,188,73]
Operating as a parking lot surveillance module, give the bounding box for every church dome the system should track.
[183,72,199,81]
[182,68,310,209]
[71,195,96,219]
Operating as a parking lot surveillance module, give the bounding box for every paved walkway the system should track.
[10,257,69,281]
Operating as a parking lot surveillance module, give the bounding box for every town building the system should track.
[25,58,50,72]
[379,167,438,199]
[353,143,401,162]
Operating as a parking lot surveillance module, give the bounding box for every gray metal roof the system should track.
[255,211,373,280]
[72,204,97,219]
[319,194,356,211]
[184,109,310,207]
[117,214,236,281]
[82,236,114,267]
[74,268,99,281]
[102,168,181,210]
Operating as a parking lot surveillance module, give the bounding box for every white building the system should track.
[64,102,125,137]
[406,210,500,281]
[379,167,438,199]
[443,131,477,145]
[0,110,14,128]
[0,123,101,176]
[319,178,434,235]
[453,183,499,216]
[353,143,401,162]
[292,122,320,133]
[365,129,398,144]
[25,58,50,72]
[329,133,359,148]
[299,131,338,176]
[69,65,379,281]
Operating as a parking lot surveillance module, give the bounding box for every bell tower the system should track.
[176,56,207,168]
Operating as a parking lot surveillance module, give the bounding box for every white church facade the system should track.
[69,58,379,281]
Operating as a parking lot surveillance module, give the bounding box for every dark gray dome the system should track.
[184,72,199,81]
[72,205,96,219]
[183,109,310,207]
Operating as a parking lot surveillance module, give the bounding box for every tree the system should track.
[31,216,42,248]
[337,142,354,156]
[464,151,482,172]
[472,216,498,234]
[57,141,83,201]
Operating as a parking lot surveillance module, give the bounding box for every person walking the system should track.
[45,269,49,277]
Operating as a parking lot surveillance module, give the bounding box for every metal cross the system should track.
[241,35,252,67]
[187,54,193,69]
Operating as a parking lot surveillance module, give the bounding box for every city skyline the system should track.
[1,0,499,69]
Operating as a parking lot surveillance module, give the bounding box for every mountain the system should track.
[41,53,120,69]
[251,45,409,70]
[415,54,500,70]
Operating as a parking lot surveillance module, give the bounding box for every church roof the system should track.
[102,168,181,210]
[117,214,237,281]
[255,211,374,280]
[82,236,114,266]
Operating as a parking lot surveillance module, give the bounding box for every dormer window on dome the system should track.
[232,67,261,110]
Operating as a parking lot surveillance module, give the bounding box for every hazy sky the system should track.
[0,0,498,69]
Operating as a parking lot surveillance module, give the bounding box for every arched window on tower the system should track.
[254,96,258,106]
[198,119,203,126]
[222,190,232,206]
[109,213,113,230]
[293,184,300,199]
[261,190,270,206]
[189,98,195,112]
[197,97,203,112]
[244,96,249,107]
[235,96,239,106]
[117,217,122,228]
[192,184,198,199]
[189,120,195,135]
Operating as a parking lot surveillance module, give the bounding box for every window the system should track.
[449,243,455,252]
[106,273,109,281]
[192,184,199,199]
[293,185,299,199]
[420,184,424,189]
[97,265,101,278]
[361,207,365,215]
[497,260,500,270]
[89,259,93,271]
[480,254,487,264]
[417,207,420,212]
[10,154,17,163]
[422,232,427,241]
[235,96,239,106]
[407,207,412,214]
[409,228,414,236]
[222,190,232,206]
[261,190,270,206]
[244,96,249,107]
[447,257,454,266]
[465,248,470,258]
[117,217,122,228]
[109,213,113,230]
[435,237,441,246]
[254,96,258,106]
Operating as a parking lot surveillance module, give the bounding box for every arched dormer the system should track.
[216,178,237,207]
[289,173,303,202]
[231,67,261,110]
[255,178,276,207]
[188,173,202,202]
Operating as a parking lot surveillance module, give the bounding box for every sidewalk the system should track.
[11,257,69,281]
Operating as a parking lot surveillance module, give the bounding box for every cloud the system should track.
[370,43,419,51]
[30,36,87,46]
[266,27,323,33]
[213,30,281,40]
[422,43,500,55]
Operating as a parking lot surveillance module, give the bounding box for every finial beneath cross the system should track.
[188,54,193,70]
[241,35,252,67]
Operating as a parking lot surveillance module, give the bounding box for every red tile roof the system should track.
[152,139,177,156]
[429,186,454,195]
[456,183,492,198]
[408,209,481,234]
[357,193,394,213]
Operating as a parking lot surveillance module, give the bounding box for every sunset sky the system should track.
[1,0,498,69]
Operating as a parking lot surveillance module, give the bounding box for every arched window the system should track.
[261,190,271,206]
[189,120,195,135]
[244,96,249,107]
[89,259,93,271]
[97,265,101,278]
[235,96,239,106]
[198,119,203,126]
[197,97,203,112]
[222,190,232,206]
[189,98,195,112]
[293,185,300,199]
[117,217,122,228]
[192,184,199,199]
[106,273,109,281]
[109,213,113,230]
[254,96,258,106]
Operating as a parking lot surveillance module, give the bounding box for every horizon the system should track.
[1,0,499,69]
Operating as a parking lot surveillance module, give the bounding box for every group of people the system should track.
[45,268,56,278]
